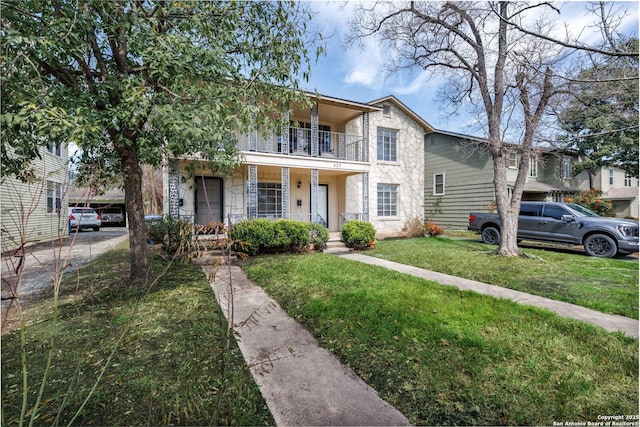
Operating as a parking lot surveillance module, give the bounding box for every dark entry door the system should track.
[195,177,223,225]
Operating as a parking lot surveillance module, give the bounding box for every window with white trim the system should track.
[257,182,282,217]
[433,173,445,196]
[508,152,518,168]
[377,184,397,217]
[47,141,61,157]
[529,156,538,178]
[377,128,397,162]
[562,156,572,179]
[46,180,62,214]
[624,172,632,187]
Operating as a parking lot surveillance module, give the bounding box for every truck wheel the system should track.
[93,226,100,232]
[584,234,617,258]
[481,226,500,245]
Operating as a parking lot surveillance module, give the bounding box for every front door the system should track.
[195,177,223,225]
[317,184,328,228]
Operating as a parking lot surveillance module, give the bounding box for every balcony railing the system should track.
[237,127,366,162]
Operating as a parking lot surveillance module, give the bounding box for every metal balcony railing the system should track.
[237,127,366,162]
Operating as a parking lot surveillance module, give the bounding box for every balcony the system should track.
[237,127,367,162]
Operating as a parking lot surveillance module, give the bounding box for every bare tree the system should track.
[348,1,634,256]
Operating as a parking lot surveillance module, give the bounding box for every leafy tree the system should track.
[558,38,639,186]
[348,1,637,257]
[1,0,320,284]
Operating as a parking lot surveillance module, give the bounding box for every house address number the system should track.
[333,163,342,168]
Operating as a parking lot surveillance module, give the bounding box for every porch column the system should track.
[248,164,258,219]
[311,103,319,157]
[338,134,345,160]
[362,111,369,162]
[168,159,180,217]
[249,111,258,152]
[310,169,319,223]
[362,172,369,222]
[281,111,290,155]
[281,167,290,219]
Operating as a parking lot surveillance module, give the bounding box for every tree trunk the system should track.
[493,152,521,257]
[119,143,150,286]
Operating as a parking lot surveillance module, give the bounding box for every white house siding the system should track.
[1,145,69,252]
[366,101,426,238]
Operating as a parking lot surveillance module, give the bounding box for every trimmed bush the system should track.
[565,189,616,217]
[230,219,329,256]
[425,221,444,237]
[341,220,376,250]
[309,223,330,249]
[147,215,194,258]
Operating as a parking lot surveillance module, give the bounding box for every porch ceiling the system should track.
[292,93,381,124]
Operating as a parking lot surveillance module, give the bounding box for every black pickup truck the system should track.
[468,202,639,258]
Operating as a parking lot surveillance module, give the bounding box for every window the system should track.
[529,156,538,178]
[46,180,62,214]
[609,168,614,185]
[433,173,445,196]
[377,128,397,162]
[382,104,391,116]
[377,184,397,217]
[519,204,540,217]
[542,205,569,220]
[562,156,572,179]
[47,141,61,157]
[625,172,632,187]
[508,152,518,168]
[257,183,282,217]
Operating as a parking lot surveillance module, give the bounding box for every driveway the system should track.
[1,228,129,330]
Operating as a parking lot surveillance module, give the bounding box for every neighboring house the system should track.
[162,93,433,238]
[423,130,590,230]
[68,187,127,226]
[596,166,639,219]
[1,142,69,252]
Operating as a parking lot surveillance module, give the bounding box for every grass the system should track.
[368,236,639,319]
[242,253,639,426]
[1,244,274,426]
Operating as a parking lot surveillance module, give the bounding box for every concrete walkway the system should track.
[204,265,411,426]
[341,253,639,339]
[204,253,638,426]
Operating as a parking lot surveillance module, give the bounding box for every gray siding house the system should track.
[424,130,590,230]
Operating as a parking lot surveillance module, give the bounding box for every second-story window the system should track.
[609,168,614,185]
[47,141,62,157]
[562,156,572,179]
[508,152,518,168]
[377,128,397,162]
[624,172,632,187]
[529,156,538,178]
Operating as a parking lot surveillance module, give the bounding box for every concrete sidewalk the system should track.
[204,265,411,426]
[341,253,639,339]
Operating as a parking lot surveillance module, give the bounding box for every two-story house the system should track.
[596,166,639,218]
[1,142,69,252]
[423,130,591,230]
[162,93,433,238]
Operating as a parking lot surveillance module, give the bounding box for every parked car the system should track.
[68,207,101,231]
[100,207,125,226]
[468,202,639,258]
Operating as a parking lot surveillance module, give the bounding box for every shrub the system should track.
[147,215,194,258]
[341,220,376,250]
[404,217,425,238]
[230,219,329,255]
[425,221,444,237]
[566,189,616,217]
[309,223,330,248]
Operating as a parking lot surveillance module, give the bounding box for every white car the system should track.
[68,207,101,231]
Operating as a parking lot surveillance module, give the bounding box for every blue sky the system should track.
[302,1,639,133]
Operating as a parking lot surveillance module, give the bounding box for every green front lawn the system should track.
[1,245,273,426]
[369,236,639,319]
[243,253,638,426]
